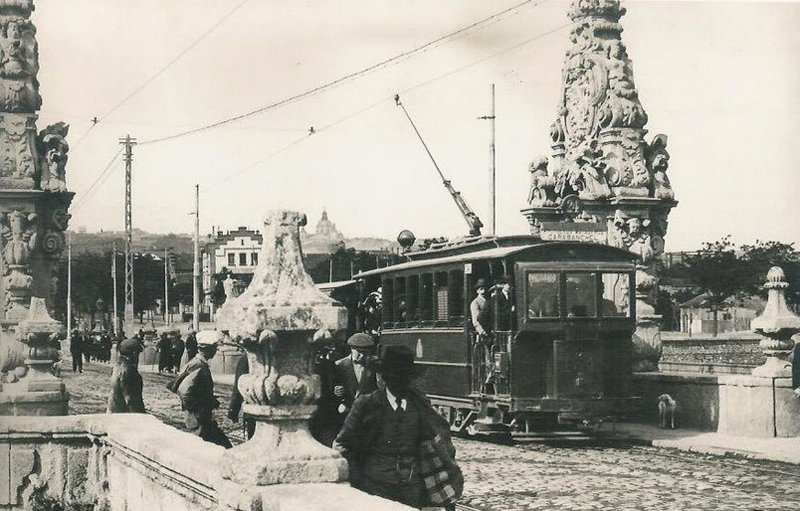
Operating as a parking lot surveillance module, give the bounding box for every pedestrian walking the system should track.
[185,330,198,361]
[157,332,172,373]
[168,331,232,449]
[107,338,146,414]
[334,345,463,509]
[171,333,185,371]
[70,329,83,373]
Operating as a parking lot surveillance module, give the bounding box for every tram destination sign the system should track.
[538,222,608,244]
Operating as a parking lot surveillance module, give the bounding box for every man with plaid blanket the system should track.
[334,345,462,509]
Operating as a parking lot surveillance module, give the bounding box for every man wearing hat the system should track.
[334,345,461,509]
[311,333,378,447]
[493,276,515,332]
[70,329,84,373]
[470,278,495,388]
[107,337,146,414]
[168,330,232,449]
[333,332,378,414]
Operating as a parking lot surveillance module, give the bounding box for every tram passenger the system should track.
[333,345,462,509]
[493,276,515,332]
[470,279,494,388]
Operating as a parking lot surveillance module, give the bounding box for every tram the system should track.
[353,235,639,436]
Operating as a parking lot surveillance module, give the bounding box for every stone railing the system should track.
[0,414,413,511]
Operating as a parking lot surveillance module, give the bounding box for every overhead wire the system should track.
[71,147,124,212]
[68,0,251,153]
[138,0,547,146]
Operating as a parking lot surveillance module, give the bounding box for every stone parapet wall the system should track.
[0,414,414,511]
[661,336,765,367]
[632,372,800,437]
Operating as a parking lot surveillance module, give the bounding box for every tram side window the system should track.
[435,272,449,323]
[383,279,394,327]
[394,278,407,325]
[527,272,559,319]
[449,269,465,326]
[407,275,420,324]
[420,274,434,324]
[565,273,597,317]
[601,273,631,317]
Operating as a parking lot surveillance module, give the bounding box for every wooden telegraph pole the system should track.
[478,84,497,236]
[192,185,200,332]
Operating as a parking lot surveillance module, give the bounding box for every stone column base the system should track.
[221,404,347,485]
[0,387,69,415]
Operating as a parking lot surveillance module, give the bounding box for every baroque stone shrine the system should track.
[0,0,72,413]
[521,0,677,371]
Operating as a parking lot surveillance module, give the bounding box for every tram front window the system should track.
[601,272,631,317]
[565,273,597,317]
[527,272,559,319]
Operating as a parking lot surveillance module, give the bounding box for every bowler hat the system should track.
[347,332,375,349]
[118,338,143,356]
[374,345,421,378]
[474,278,486,291]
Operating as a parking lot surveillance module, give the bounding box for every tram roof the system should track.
[354,240,635,278]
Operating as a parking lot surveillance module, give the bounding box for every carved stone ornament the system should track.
[0,0,42,113]
[36,121,68,191]
[0,209,37,319]
[217,210,347,486]
[0,112,37,188]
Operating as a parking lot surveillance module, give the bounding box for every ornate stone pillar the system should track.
[751,267,800,378]
[0,0,72,413]
[520,0,677,370]
[216,210,348,485]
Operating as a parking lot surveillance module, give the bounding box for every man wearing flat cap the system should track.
[107,337,146,414]
[168,330,232,449]
[334,345,461,509]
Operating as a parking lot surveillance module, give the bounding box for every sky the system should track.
[30,0,800,252]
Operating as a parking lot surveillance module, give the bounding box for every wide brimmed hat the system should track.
[347,332,376,349]
[373,345,422,379]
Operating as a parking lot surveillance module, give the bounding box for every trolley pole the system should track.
[478,84,496,236]
[192,184,200,332]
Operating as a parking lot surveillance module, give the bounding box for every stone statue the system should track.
[645,134,674,200]
[527,157,557,207]
[0,13,41,113]
[37,122,69,192]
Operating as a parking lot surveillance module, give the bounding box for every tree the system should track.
[683,236,748,336]
[740,240,800,308]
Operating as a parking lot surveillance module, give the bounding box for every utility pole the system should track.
[112,241,118,337]
[119,135,137,331]
[164,246,170,326]
[478,84,496,236]
[192,184,200,332]
[67,231,72,344]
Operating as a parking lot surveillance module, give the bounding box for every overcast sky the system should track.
[32,0,800,252]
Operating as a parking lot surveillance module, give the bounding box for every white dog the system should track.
[658,394,677,429]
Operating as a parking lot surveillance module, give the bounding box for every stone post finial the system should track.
[217,210,347,486]
[751,266,800,378]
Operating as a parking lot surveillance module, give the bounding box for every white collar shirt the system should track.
[352,357,364,382]
[385,386,407,411]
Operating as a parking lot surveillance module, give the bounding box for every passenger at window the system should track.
[493,277,514,331]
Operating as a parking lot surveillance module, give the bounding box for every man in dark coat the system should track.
[333,333,378,415]
[171,333,185,371]
[70,330,83,373]
[169,331,232,449]
[185,330,198,361]
[157,332,172,373]
[107,338,146,413]
[334,345,461,509]
[493,277,515,332]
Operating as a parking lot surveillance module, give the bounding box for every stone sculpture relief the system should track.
[0,209,36,317]
[0,13,41,113]
[37,122,69,192]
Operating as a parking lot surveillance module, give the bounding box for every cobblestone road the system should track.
[63,361,800,511]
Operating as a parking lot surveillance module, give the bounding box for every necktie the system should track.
[395,397,405,413]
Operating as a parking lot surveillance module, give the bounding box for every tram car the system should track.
[353,235,639,436]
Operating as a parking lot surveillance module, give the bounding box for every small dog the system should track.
[658,394,677,429]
